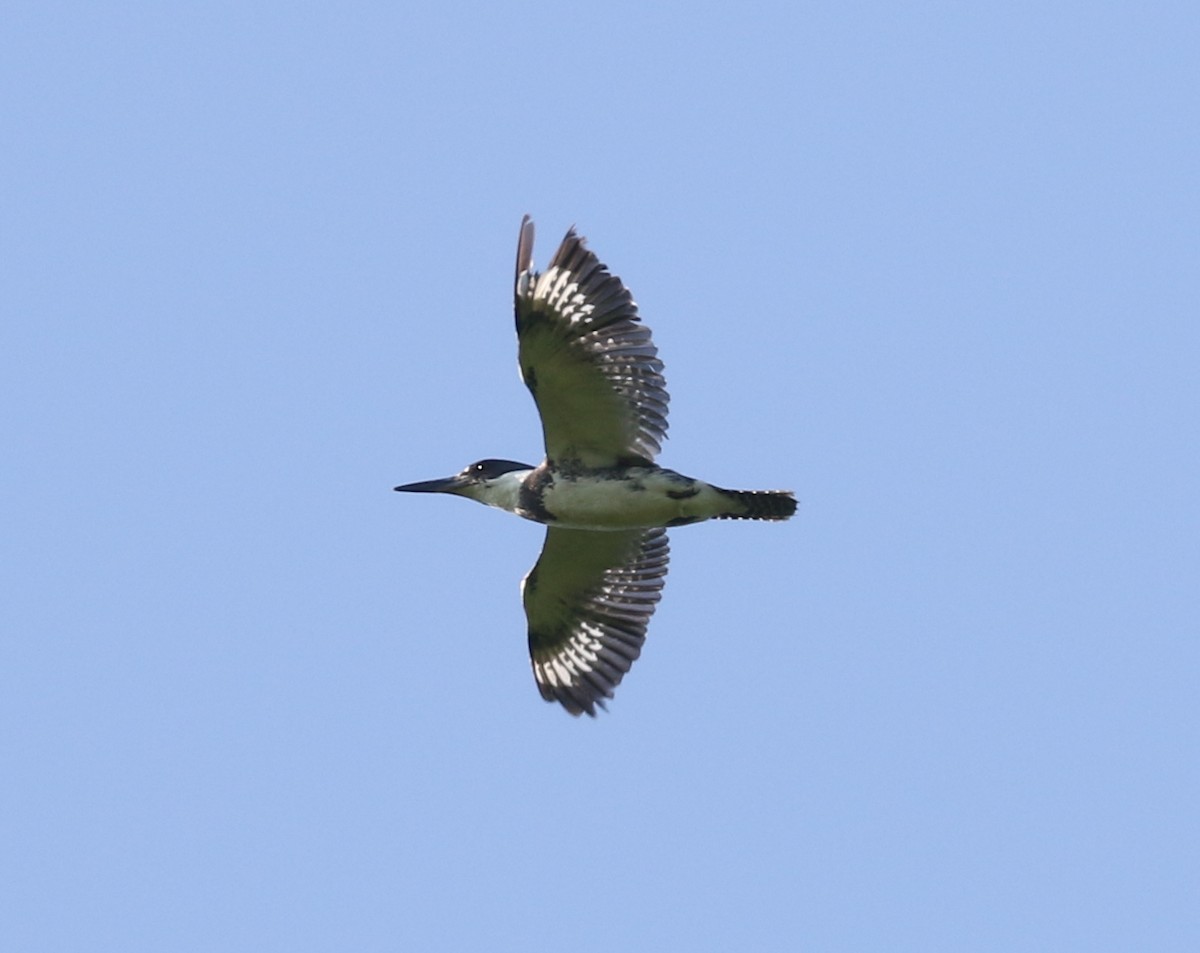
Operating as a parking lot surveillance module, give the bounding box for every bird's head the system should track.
[394,459,534,507]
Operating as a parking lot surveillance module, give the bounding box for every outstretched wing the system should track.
[514,216,669,468]
[522,526,670,716]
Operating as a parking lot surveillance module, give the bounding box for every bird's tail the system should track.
[714,488,797,521]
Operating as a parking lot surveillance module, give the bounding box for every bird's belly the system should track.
[531,469,717,530]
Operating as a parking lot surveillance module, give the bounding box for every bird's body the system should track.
[395,217,796,716]
[521,463,740,531]
[422,460,793,531]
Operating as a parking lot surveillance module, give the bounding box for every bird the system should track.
[395,216,796,716]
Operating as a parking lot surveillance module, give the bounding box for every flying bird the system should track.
[395,217,796,715]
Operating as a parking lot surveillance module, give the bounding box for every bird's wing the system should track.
[522,526,670,716]
[514,216,669,468]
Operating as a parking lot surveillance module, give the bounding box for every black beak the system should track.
[393,475,465,494]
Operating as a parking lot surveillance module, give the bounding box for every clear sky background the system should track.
[4,3,1197,950]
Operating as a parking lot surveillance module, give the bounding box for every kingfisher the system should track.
[395,216,796,716]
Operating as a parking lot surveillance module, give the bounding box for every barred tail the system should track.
[714,488,797,521]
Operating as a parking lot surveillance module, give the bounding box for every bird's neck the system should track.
[466,469,532,514]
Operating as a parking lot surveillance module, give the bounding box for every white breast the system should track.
[538,468,723,530]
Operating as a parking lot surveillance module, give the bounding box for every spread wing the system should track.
[522,527,670,716]
[514,216,669,468]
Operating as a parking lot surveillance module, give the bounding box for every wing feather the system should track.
[514,217,669,467]
[522,527,670,716]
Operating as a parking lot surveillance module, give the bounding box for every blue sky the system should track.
[4,2,1197,950]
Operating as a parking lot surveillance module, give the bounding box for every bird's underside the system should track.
[394,217,796,717]
[514,215,669,469]
[523,526,669,716]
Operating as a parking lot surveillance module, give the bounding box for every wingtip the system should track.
[516,215,535,276]
[560,223,582,255]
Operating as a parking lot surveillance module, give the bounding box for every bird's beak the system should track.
[393,474,466,494]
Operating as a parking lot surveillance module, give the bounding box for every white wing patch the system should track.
[536,268,597,323]
[535,620,607,687]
